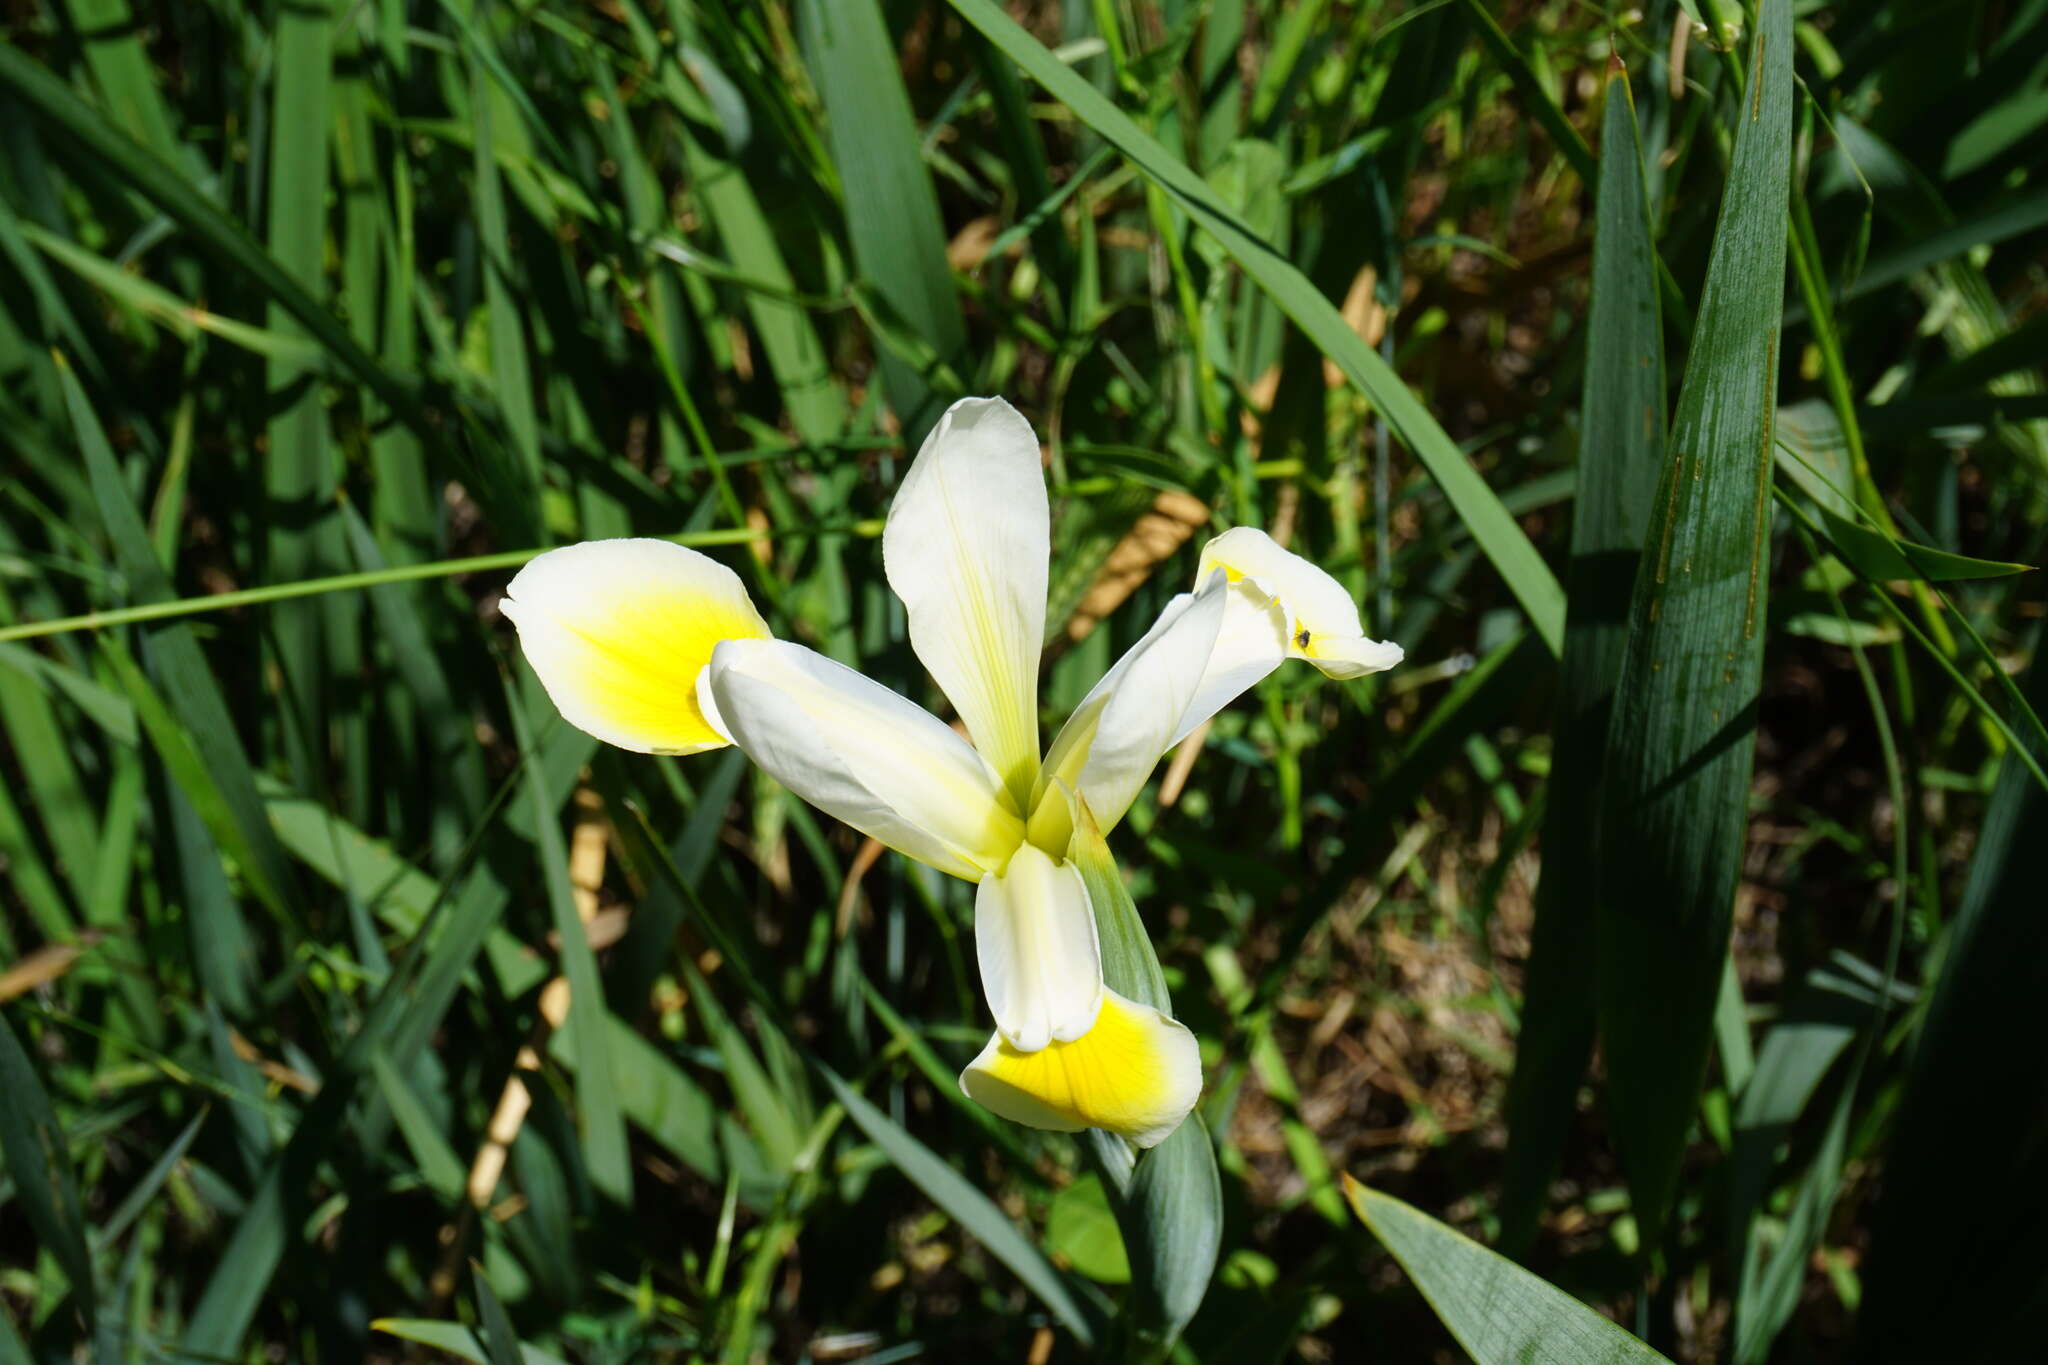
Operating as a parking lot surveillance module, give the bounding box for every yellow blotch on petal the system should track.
[501,539,770,755]
[959,988,1200,1148]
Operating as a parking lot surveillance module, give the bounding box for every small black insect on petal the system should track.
[1296,628,1312,649]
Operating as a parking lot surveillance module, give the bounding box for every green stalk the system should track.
[0,528,784,644]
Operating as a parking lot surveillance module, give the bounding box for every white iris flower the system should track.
[500,397,1400,1147]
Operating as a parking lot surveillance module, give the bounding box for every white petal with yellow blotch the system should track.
[700,638,1024,882]
[959,989,1202,1148]
[973,843,1103,1053]
[1196,526,1404,679]
[500,538,770,755]
[883,397,1048,801]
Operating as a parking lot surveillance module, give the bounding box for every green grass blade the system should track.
[0,528,771,646]
[686,962,800,1177]
[373,1052,469,1204]
[62,0,183,162]
[471,62,543,512]
[1809,504,2032,582]
[371,1319,572,1365]
[263,0,338,787]
[0,618,98,903]
[1595,0,1795,1251]
[685,126,848,443]
[0,43,464,477]
[1499,67,1667,1256]
[505,680,631,1204]
[947,0,1566,653]
[0,1010,97,1323]
[1729,958,1892,1363]
[1453,0,1596,186]
[91,1106,207,1252]
[1857,631,2048,1362]
[544,1015,724,1184]
[472,1266,524,1365]
[819,1065,1096,1345]
[1345,1178,1675,1364]
[63,352,300,925]
[800,0,967,436]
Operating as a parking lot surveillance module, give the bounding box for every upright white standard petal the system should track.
[973,844,1103,1053]
[883,397,1049,802]
[701,639,1023,881]
[1196,526,1404,679]
[501,539,770,755]
[1037,571,1289,832]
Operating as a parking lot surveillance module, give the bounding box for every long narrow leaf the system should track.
[1346,1177,1675,1364]
[1595,0,1794,1250]
[1500,66,1666,1254]
[1857,630,2048,1362]
[0,1011,96,1322]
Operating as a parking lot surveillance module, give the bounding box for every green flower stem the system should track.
[0,525,880,644]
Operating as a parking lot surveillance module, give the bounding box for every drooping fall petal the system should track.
[500,539,770,755]
[960,988,1201,1148]
[701,638,1023,882]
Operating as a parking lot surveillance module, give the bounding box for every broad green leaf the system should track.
[1068,800,1170,1011]
[1069,799,1222,1347]
[1500,67,1666,1255]
[1346,1178,1676,1364]
[1045,1174,1131,1284]
[1596,0,1794,1250]
[1120,1114,1224,1354]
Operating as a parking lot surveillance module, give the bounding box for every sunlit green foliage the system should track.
[1,0,2044,1360]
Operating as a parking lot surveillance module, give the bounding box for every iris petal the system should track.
[1195,526,1404,679]
[959,988,1202,1148]
[883,397,1049,802]
[702,638,1022,881]
[973,844,1103,1052]
[501,539,770,755]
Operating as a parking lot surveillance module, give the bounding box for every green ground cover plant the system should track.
[1,0,2044,1360]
